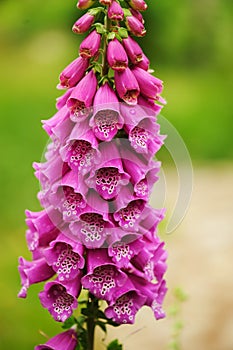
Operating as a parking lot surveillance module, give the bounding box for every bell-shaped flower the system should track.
[138,207,166,238]
[81,249,127,302]
[90,82,124,141]
[79,30,101,58]
[115,67,140,105]
[72,13,95,34]
[105,279,146,324]
[128,0,147,11]
[35,329,78,350]
[42,106,71,137]
[67,70,97,121]
[135,52,150,70]
[122,36,143,64]
[132,66,163,99]
[58,57,89,89]
[107,39,128,72]
[86,141,130,200]
[39,278,81,322]
[43,233,85,282]
[60,118,99,173]
[69,190,115,248]
[108,236,144,268]
[25,208,61,256]
[77,0,96,10]
[120,146,160,200]
[107,1,124,20]
[18,257,55,298]
[126,15,146,37]
[99,0,113,5]
[56,89,74,110]
[130,8,144,23]
[138,95,164,114]
[48,170,88,222]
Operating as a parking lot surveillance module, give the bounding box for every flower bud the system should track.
[35,329,78,350]
[126,15,146,37]
[132,66,163,99]
[107,38,128,71]
[122,35,143,64]
[77,0,96,9]
[79,30,101,58]
[115,67,140,105]
[99,0,113,5]
[108,1,124,21]
[72,13,95,34]
[58,57,89,89]
[128,0,147,11]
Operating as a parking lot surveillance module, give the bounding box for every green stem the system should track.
[102,15,111,76]
[86,293,98,350]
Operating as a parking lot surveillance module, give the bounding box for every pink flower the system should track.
[126,16,146,37]
[122,35,143,64]
[107,39,128,71]
[72,13,95,34]
[128,0,147,11]
[77,0,96,10]
[58,57,89,89]
[90,82,124,141]
[35,329,78,350]
[107,1,124,21]
[132,66,163,99]
[99,0,113,5]
[67,70,97,119]
[79,30,101,58]
[135,52,150,70]
[115,67,140,105]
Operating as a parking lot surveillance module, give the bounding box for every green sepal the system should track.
[123,8,132,18]
[62,316,77,329]
[107,32,116,41]
[107,339,123,350]
[118,27,128,39]
[76,315,86,328]
[96,320,107,333]
[92,22,106,35]
[88,7,105,16]
[108,68,115,79]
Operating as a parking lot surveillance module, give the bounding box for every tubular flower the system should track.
[35,329,78,350]
[79,30,101,58]
[19,0,169,346]
[126,15,146,37]
[107,39,128,72]
[72,13,95,34]
[107,1,124,21]
[115,67,140,105]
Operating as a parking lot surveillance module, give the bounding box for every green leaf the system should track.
[107,32,116,41]
[62,316,77,329]
[108,68,115,79]
[118,27,128,39]
[123,9,132,18]
[88,7,105,17]
[96,320,107,333]
[107,339,123,350]
[93,23,106,35]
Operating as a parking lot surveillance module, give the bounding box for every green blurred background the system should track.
[0,0,232,349]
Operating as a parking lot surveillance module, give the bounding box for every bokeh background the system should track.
[0,0,232,349]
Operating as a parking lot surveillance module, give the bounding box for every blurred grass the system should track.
[0,0,232,349]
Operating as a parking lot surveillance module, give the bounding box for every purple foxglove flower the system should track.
[48,170,88,222]
[138,95,164,114]
[126,16,146,37]
[128,0,147,11]
[90,82,124,141]
[72,13,95,34]
[107,1,124,21]
[120,147,160,200]
[122,36,143,64]
[42,106,70,137]
[39,279,81,322]
[58,57,89,89]
[81,249,127,302]
[105,279,146,324]
[67,70,97,120]
[130,9,144,23]
[113,189,147,231]
[18,257,55,298]
[107,39,128,72]
[79,30,101,59]
[25,208,61,255]
[77,0,96,9]
[86,141,130,200]
[151,280,167,320]
[56,89,74,110]
[138,207,166,238]
[135,52,150,70]
[115,67,140,105]
[132,66,163,99]
[108,237,144,268]
[35,329,78,350]
[43,233,85,282]
[99,0,113,5]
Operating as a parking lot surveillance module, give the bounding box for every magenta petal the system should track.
[58,56,89,89]
[81,249,127,302]
[79,30,101,58]
[122,36,143,65]
[108,237,144,268]
[42,106,70,137]
[56,89,74,110]
[132,67,163,99]
[115,67,140,105]
[107,39,128,71]
[18,257,55,298]
[39,279,80,322]
[35,329,78,350]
